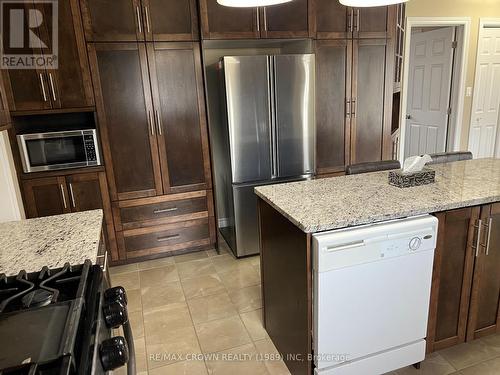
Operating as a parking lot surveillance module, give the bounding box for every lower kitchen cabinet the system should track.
[428,205,500,353]
[467,203,500,340]
[112,190,216,260]
[22,172,118,261]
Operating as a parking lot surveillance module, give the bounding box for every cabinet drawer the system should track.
[119,219,211,259]
[113,191,209,230]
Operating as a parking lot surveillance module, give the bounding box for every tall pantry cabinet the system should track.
[82,0,215,262]
[314,1,396,175]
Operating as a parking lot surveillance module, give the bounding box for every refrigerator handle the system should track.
[269,56,278,178]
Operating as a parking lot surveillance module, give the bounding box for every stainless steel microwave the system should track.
[17,129,102,173]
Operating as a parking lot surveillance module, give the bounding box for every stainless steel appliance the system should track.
[217,54,315,257]
[17,129,101,173]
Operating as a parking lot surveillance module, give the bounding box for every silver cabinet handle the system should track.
[157,234,180,242]
[153,207,177,214]
[144,5,151,33]
[155,110,162,135]
[136,6,142,34]
[346,99,351,118]
[148,110,154,136]
[96,250,108,272]
[60,184,67,209]
[263,7,267,31]
[68,182,76,208]
[349,9,354,32]
[39,73,48,102]
[356,9,360,32]
[256,7,260,32]
[351,99,356,118]
[48,73,56,101]
[473,219,483,257]
[485,217,493,255]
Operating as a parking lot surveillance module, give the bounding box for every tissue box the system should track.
[388,168,436,188]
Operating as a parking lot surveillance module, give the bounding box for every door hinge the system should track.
[447,107,452,115]
[451,41,458,49]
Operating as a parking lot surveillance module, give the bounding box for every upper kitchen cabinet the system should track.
[315,40,351,174]
[314,0,351,39]
[350,39,391,164]
[143,0,199,41]
[313,0,390,39]
[81,0,199,42]
[147,43,211,194]
[2,0,93,112]
[259,0,311,38]
[81,0,143,41]
[199,0,259,39]
[467,203,500,341]
[88,43,163,201]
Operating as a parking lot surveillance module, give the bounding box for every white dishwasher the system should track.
[313,215,438,375]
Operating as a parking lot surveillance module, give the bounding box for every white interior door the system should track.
[405,27,455,158]
[468,25,500,159]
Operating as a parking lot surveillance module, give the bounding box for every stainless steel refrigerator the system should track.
[216,54,315,257]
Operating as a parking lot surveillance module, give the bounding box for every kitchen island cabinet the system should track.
[256,158,500,375]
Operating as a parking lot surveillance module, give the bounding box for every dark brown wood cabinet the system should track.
[0,78,10,131]
[467,203,500,340]
[2,0,93,112]
[81,0,199,42]
[313,1,389,39]
[315,40,351,174]
[23,176,72,218]
[428,204,500,352]
[89,42,211,202]
[147,42,211,194]
[315,38,392,172]
[199,0,311,39]
[88,43,162,201]
[23,172,118,261]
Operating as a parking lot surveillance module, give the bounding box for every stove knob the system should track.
[104,286,128,306]
[103,301,128,329]
[100,336,129,371]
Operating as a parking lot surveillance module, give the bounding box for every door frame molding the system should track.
[468,18,500,158]
[399,17,471,161]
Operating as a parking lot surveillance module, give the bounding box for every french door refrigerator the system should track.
[217,54,315,257]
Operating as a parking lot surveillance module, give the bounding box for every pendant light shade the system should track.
[339,0,408,7]
[217,0,293,7]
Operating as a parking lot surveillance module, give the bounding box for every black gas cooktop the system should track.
[0,261,133,375]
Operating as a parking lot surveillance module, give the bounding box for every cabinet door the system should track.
[315,40,352,174]
[81,0,144,42]
[23,177,71,218]
[260,0,310,38]
[353,6,388,39]
[199,0,259,39]
[147,43,211,194]
[143,0,199,41]
[351,39,389,164]
[467,203,500,340]
[426,208,479,352]
[314,0,352,39]
[88,43,162,201]
[47,0,94,109]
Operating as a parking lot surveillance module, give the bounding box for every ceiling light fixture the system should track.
[217,0,293,7]
[339,0,408,7]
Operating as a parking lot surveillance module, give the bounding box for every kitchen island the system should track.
[255,158,500,375]
[0,210,105,276]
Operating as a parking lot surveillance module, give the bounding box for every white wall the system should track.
[0,131,24,222]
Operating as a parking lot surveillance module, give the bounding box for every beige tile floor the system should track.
[109,245,500,375]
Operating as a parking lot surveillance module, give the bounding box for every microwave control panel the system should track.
[84,135,98,162]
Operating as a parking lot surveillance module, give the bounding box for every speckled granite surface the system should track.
[255,158,500,233]
[0,210,103,276]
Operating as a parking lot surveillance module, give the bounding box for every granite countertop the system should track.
[0,210,104,276]
[255,158,500,233]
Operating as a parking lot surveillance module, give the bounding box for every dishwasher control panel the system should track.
[313,215,438,272]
